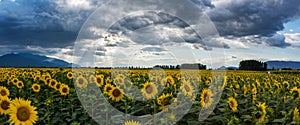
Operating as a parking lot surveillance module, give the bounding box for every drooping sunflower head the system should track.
[0,86,10,97]
[109,87,124,102]
[141,82,158,100]
[283,81,290,89]
[293,107,299,121]
[123,120,142,125]
[76,76,88,89]
[9,98,38,125]
[96,75,104,87]
[166,75,175,86]
[31,84,40,93]
[16,81,24,89]
[200,88,214,108]
[227,97,238,112]
[60,85,70,96]
[0,96,11,115]
[290,87,300,99]
[103,83,113,95]
[255,102,267,122]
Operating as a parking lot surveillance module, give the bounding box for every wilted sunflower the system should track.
[103,83,114,95]
[31,84,40,93]
[67,72,73,79]
[290,87,300,99]
[123,120,142,125]
[96,75,104,87]
[255,102,267,122]
[180,80,194,97]
[9,98,38,125]
[0,96,11,115]
[227,97,238,112]
[16,81,24,89]
[76,76,88,88]
[59,85,70,96]
[141,82,158,100]
[109,87,124,102]
[293,107,299,121]
[0,86,10,97]
[200,88,213,108]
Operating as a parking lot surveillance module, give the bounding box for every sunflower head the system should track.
[76,76,88,89]
[109,87,124,102]
[0,96,11,115]
[16,81,24,89]
[49,79,57,88]
[9,98,38,125]
[32,84,41,93]
[67,72,73,79]
[290,87,300,99]
[255,102,267,122]
[200,88,213,108]
[0,86,10,97]
[141,82,158,100]
[227,97,238,112]
[96,75,104,87]
[103,84,113,95]
[180,80,194,97]
[293,107,299,121]
[123,120,142,125]
[60,85,70,96]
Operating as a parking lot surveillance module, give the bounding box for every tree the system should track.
[239,60,267,71]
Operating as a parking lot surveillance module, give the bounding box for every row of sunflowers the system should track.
[0,68,300,124]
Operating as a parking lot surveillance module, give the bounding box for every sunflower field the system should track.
[0,68,300,125]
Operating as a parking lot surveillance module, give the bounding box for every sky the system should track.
[0,0,300,68]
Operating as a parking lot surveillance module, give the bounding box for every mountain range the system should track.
[0,53,79,68]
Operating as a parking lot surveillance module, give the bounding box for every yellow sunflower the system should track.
[59,85,70,96]
[103,83,113,95]
[293,107,299,121]
[255,102,267,122]
[283,81,289,88]
[162,75,175,87]
[0,96,11,115]
[9,98,38,125]
[76,76,88,88]
[67,72,73,79]
[109,87,124,102]
[227,97,238,112]
[200,88,214,108]
[180,80,194,97]
[96,75,104,87]
[0,86,10,97]
[157,93,173,106]
[89,75,96,83]
[12,78,19,85]
[17,81,24,89]
[123,120,142,125]
[141,82,158,100]
[54,82,62,91]
[31,84,40,93]
[290,87,300,99]
[49,79,57,88]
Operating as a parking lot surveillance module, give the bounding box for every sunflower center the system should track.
[17,107,30,121]
[112,89,121,97]
[1,100,9,110]
[62,88,68,93]
[56,84,61,89]
[163,99,170,105]
[14,79,18,83]
[34,86,39,90]
[184,85,190,92]
[145,85,153,94]
[97,78,102,84]
[78,78,84,85]
[51,81,55,86]
[0,90,6,96]
[229,101,234,107]
[106,86,112,92]
[18,83,22,86]
[68,74,72,77]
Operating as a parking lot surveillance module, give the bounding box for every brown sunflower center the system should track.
[17,107,30,121]
[68,73,72,77]
[13,79,18,83]
[184,85,190,92]
[106,86,112,92]
[50,81,56,86]
[1,100,9,110]
[97,78,102,84]
[18,83,22,87]
[78,78,84,85]
[229,100,234,107]
[56,84,61,89]
[0,90,7,96]
[112,89,121,97]
[62,88,68,93]
[145,85,153,94]
[34,86,39,90]
[163,99,171,105]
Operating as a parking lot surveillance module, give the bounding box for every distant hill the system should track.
[267,61,300,70]
[0,53,79,68]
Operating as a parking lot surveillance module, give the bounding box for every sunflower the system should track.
[113,76,125,86]
[141,82,158,100]
[227,97,238,112]
[59,85,70,96]
[34,76,41,81]
[157,93,173,106]
[255,102,267,122]
[290,87,300,99]
[31,84,40,93]
[293,107,299,121]
[123,120,142,125]
[164,75,175,87]
[67,72,73,79]
[283,81,289,88]
[17,81,24,89]
[96,75,104,87]
[49,79,57,88]
[106,77,112,84]
[9,98,38,125]
[76,76,88,88]
[200,88,213,108]
[0,86,10,97]
[0,96,11,115]
[180,80,194,97]
[55,82,62,91]
[103,83,113,95]
[12,78,19,85]
[108,87,124,102]
[89,75,96,83]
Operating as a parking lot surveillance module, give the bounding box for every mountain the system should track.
[267,61,300,70]
[0,53,79,68]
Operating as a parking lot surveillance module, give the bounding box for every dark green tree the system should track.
[239,60,267,71]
